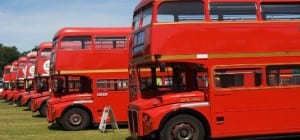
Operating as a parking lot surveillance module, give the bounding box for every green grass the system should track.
[0,100,132,140]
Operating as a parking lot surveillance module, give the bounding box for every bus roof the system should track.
[38,42,52,50]
[135,0,300,11]
[4,65,11,69]
[54,27,132,39]
[27,51,37,59]
[18,56,27,62]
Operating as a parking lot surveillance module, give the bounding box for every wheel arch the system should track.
[159,107,211,138]
[41,99,49,108]
[61,104,94,125]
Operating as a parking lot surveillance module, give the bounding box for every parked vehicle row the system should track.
[1,0,300,140]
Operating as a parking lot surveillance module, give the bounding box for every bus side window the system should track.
[210,2,257,21]
[267,65,300,86]
[261,3,300,20]
[214,68,262,88]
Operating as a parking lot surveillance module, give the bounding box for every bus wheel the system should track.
[5,96,9,102]
[160,114,205,140]
[61,108,90,131]
[39,103,47,117]
[16,97,22,106]
[27,99,32,111]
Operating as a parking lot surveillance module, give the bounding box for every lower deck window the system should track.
[214,68,262,88]
[96,79,128,92]
[267,65,300,86]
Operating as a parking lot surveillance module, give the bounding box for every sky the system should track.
[0,0,140,52]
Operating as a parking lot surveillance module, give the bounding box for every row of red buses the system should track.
[46,27,132,130]
[13,52,37,107]
[20,51,39,108]
[8,57,27,103]
[31,42,52,117]
[128,0,300,140]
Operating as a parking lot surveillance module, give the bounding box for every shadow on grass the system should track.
[48,123,64,131]
[32,114,46,118]
[125,137,135,140]
[0,99,7,103]
[7,101,13,105]
[22,108,31,111]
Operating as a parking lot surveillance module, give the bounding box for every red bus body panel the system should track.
[128,0,300,139]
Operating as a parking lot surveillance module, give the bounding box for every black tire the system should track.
[27,99,32,111]
[160,114,206,140]
[57,119,63,126]
[61,108,91,131]
[4,95,8,102]
[38,103,47,117]
[16,97,22,106]
[6,96,10,102]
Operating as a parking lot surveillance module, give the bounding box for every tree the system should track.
[0,44,21,77]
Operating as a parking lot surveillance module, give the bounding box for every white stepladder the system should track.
[99,105,119,133]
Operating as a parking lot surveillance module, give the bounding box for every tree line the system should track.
[0,44,33,78]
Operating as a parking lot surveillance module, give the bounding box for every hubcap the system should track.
[69,113,82,126]
[172,123,194,140]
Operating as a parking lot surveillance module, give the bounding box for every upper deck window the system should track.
[133,13,141,30]
[95,37,126,49]
[29,59,36,65]
[5,69,10,74]
[261,3,300,20]
[210,2,257,21]
[157,2,204,22]
[40,48,52,59]
[61,36,92,50]
[142,7,152,27]
[133,6,153,30]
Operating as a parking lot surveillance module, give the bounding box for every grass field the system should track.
[0,100,132,140]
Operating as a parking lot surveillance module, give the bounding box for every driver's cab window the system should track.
[139,63,208,92]
[53,76,92,93]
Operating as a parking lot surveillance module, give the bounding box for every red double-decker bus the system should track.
[0,65,12,99]
[31,42,52,117]
[46,27,131,130]
[128,0,300,139]
[19,51,38,108]
[7,58,25,102]
[3,62,17,101]
[13,52,37,106]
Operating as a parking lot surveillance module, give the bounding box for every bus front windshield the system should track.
[16,80,24,90]
[25,79,34,91]
[137,62,208,99]
[52,75,92,95]
[36,77,49,93]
